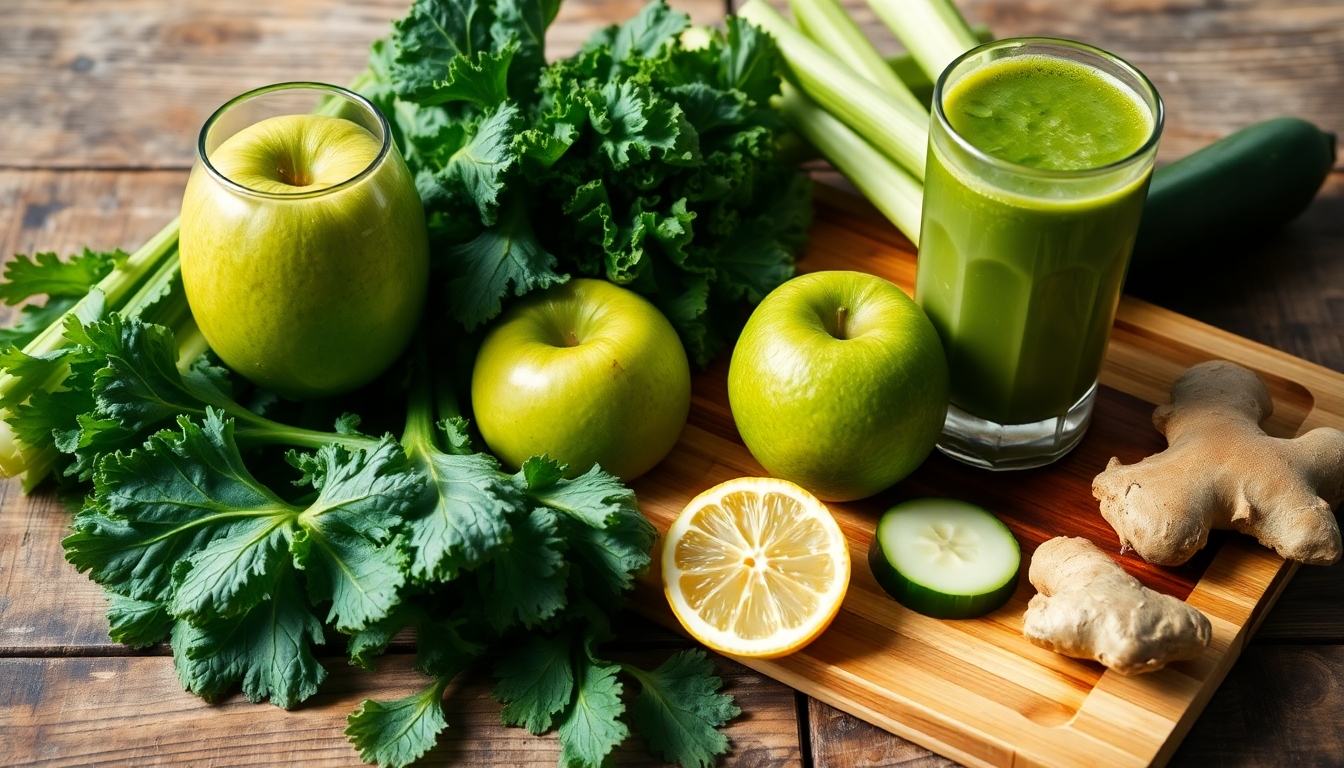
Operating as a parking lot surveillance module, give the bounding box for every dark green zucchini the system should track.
[1127,117,1336,289]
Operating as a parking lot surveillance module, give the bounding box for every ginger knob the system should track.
[1022,537,1211,676]
[1093,360,1344,566]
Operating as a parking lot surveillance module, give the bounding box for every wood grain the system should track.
[0,0,725,170]
[809,645,1344,768]
[1172,645,1344,766]
[736,0,1344,166]
[809,698,958,768]
[0,652,803,767]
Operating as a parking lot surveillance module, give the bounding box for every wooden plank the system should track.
[809,698,957,768]
[810,646,1344,768]
[0,652,803,767]
[0,0,726,170]
[1172,645,1344,766]
[735,0,1344,166]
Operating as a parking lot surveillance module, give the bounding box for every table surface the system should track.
[1,0,1341,765]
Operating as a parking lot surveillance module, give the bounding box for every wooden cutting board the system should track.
[627,185,1341,768]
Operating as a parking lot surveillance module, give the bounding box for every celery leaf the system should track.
[347,680,449,768]
[557,656,627,768]
[492,632,575,734]
[626,650,739,768]
[0,248,123,305]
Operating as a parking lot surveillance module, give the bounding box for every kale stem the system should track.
[400,338,439,454]
[233,420,382,453]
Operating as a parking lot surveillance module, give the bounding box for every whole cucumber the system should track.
[1127,117,1336,289]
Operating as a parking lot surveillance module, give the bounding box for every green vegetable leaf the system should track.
[390,0,495,103]
[720,15,780,106]
[626,650,739,768]
[525,462,638,529]
[414,612,487,677]
[168,516,293,624]
[491,0,561,99]
[518,454,567,491]
[346,679,449,768]
[417,104,520,225]
[558,656,628,768]
[105,592,173,648]
[563,506,655,606]
[405,445,519,581]
[610,0,690,62]
[76,314,233,433]
[422,43,517,108]
[477,506,568,631]
[492,632,575,734]
[0,296,76,350]
[588,81,689,169]
[0,290,105,413]
[292,439,422,632]
[63,411,298,605]
[171,563,327,709]
[0,248,123,305]
[446,198,567,330]
[347,602,422,672]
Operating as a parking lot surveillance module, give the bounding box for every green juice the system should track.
[916,53,1157,426]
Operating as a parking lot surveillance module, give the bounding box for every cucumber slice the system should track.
[868,498,1021,619]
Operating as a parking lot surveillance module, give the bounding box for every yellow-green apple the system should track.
[728,271,949,501]
[180,113,428,399]
[471,279,691,481]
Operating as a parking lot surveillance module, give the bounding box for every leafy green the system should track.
[106,591,174,648]
[626,650,740,768]
[363,0,811,363]
[171,563,328,709]
[558,656,628,768]
[493,633,575,733]
[347,680,450,767]
[0,248,123,306]
[64,410,423,708]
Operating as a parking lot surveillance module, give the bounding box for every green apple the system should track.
[180,113,428,399]
[471,279,691,481]
[728,271,949,501]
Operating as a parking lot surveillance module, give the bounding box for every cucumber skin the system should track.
[1128,117,1336,288]
[867,533,1019,620]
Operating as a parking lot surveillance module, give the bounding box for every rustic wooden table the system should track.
[1,0,1341,765]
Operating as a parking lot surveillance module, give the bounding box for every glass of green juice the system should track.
[916,38,1163,470]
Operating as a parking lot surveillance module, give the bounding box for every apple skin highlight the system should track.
[181,113,429,400]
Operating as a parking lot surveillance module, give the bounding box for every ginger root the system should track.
[1094,360,1344,566]
[1022,537,1211,676]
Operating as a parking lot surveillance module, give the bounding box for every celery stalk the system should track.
[0,218,180,407]
[776,83,923,245]
[739,0,929,180]
[787,0,925,113]
[886,23,994,106]
[865,0,979,83]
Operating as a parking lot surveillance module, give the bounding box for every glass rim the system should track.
[196,81,392,201]
[931,37,1165,180]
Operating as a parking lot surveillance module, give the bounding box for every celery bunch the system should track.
[739,0,983,245]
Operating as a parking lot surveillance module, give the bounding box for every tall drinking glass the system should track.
[915,38,1163,470]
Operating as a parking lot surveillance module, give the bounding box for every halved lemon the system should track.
[662,477,850,658]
